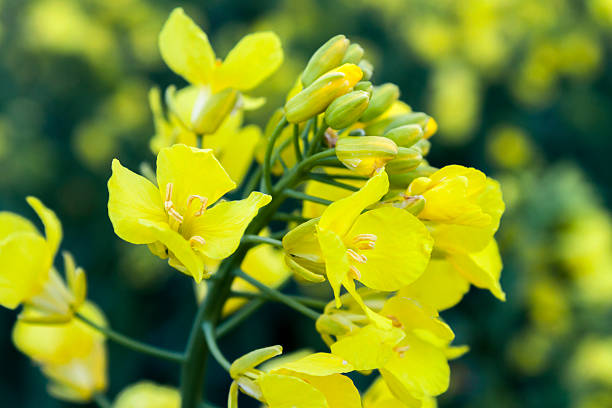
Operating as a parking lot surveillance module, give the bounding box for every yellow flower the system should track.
[283,170,433,323]
[364,376,437,408]
[114,382,180,408]
[108,144,271,282]
[158,8,283,133]
[229,347,361,408]
[0,197,86,322]
[320,293,464,406]
[398,165,506,307]
[12,301,107,402]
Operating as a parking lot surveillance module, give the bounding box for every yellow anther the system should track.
[349,265,362,280]
[167,207,184,223]
[346,248,367,263]
[164,183,174,211]
[188,195,208,216]
[353,233,377,250]
[394,345,410,358]
[189,235,206,246]
[387,315,404,329]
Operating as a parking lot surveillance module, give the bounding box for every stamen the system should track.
[189,236,206,246]
[346,248,367,263]
[387,315,404,328]
[164,183,174,211]
[187,195,208,216]
[353,234,377,250]
[349,265,362,280]
[168,208,184,223]
[394,345,411,358]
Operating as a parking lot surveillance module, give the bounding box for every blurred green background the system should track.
[1,0,612,407]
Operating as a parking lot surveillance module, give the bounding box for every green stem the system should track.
[241,234,283,248]
[306,173,359,191]
[262,116,288,194]
[293,124,303,161]
[271,212,310,223]
[93,394,112,408]
[241,165,262,199]
[233,269,321,320]
[216,299,266,339]
[284,189,333,206]
[318,173,369,180]
[305,119,327,157]
[230,290,328,310]
[75,312,184,363]
[301,119,313,152]
[202,321,231,372]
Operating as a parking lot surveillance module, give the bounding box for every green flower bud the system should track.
[302,35,350,87]
[325,90,370,129]
[315,314,355,337]
[354,81,373,96]
[335,135,398,176]
[385,112,430,133]
[349,128,366,136]
[413,138,431,156]
[358,59,374,81]
[384,124,424,148]
[342,43,364,64]
[388,162,438,189]
[285,64,363,124]
[191,88,238,134]
[385,146,423,175]
[360,83,400,122]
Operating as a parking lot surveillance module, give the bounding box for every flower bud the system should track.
[383,124,423,148]
[191,88,238,134]
[335,136,398,176]
[325,90,370,129]
[342,43,364,64]
[285,64,363,124]
[385,147,423,175]
[354,81,373,96]
[230,345,283,379]
[302,35,350,87]
[358,60,374,81]
[360,83,400,122]
[380,191,426,215]
[388,162,438,189]
[412,138,431,156]
[423,116,438,139]
[348,128,366,136]
[315,314,354,337]
[385,112,430,133]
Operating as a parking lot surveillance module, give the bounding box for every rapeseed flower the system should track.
[114,382,180,408]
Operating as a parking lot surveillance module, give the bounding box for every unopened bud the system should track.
[349,128,366,136]
[335,136,398,176]
[358,60,374,81]
[412,138,431,156]
[388,162,438,189]
[230,345,283,379]
[315,314,355,337]
[360,83,400,122]
[354,81,373,96]
[423,116,438,139]
[325,90,370,129]
[385,112,430,133]
[385,147,423,175]
[302,35,350,87]
[191,88,238,134]
[342,43,364,64]
[380,191,426,215]
[285,64,363,123]
[384,124,423,148]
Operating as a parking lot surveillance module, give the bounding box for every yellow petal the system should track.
[108,159,167,244]
[381,334,450,399]
[330,325,405,370]
[282,218,324,264]
[302,172,361,219]
[26,196,63,256]
[347,207,433,291]
[258,373,329,408]
[159,8,215,85]
[113,381,180,408]
[0,212,36,241]
[380,296,454,346]
[317,227,350,305]
[156,144,236,215]
[449,239,505,301]
[218,125,261,183]
[399,259,470,311]
[138,219,204,282]
[274,352,354,376]
[186,192,271,261]
[0,233,50,309]
[292,373,361,408]
[319,170,389,237]
[230,345,283,379]
[213,32,283,92]
[363,376,422,408]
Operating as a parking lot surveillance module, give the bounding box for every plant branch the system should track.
[75,312,184,363]
[306,173,359,191]
[284,189,333,206]
[202,322,231,372]
[216,299,266,339]
[293,124,303,161]
[230,290,328,310]
[262,116,288,194]
[241,234,283,248]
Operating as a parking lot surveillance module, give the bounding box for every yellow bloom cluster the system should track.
[2,7,506,408]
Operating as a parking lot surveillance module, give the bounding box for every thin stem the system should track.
[307,173,359,191]
[278,155,289,171]
[230,290,328,310]
[241,165,262,199]
[293,124,303,161]
[301,119,312,152]
[216,299,266,339]
[319,173,369,180]
[75,312,184,363]
[233,269,321,320]
[93,394,112,408]
[202,322,231,372]
[271,212,310,223]
[241,234,283,248]
[262,116,288,194]
[284,189,333,206]
[305,119,327,157]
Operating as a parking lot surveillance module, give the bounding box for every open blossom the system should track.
[0,197,86,322]
[108,143,271,282]
[283,170,433,324]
